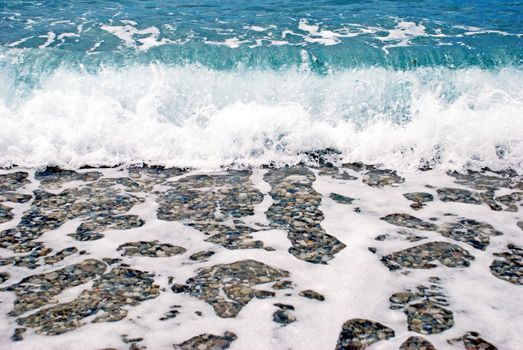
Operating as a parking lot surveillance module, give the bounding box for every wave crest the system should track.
[1,65,522,172]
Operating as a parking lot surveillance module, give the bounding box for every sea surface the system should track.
[0,0,522,171]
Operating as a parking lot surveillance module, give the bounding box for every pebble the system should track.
[335,318,395,350]
[189,251,215,261]
[437,187,482,204]
[362,167,405,187]
[117,241,187,257]
[11,327,26,342]
[16,264,159,335]
[330,193,355,205]
[272,280,293,290]
[157,171,263,222]
[274,303,295,310]
[1,184,144,252]
[2,259,107,316]
[159,305,181,321]
[176,331,237,350]
[264,167,346,264]
[381,213,438,231]
[35,167,101,189]
[438,219,503,250]
[0,172,30,191]
[495,192,523,212]
[70,214,144,241]
[390,279,453,334]
[405,301,454,334]
[172,259,289,318]
[0,203,14,223]
[400,336,437,350]
[447,169,519,191]
[273,309,296,324]
[318,165,357,180]
[188,222,265,250]
[403,192,434,210]
[490,244,523,285]
[0,272,9,284]
[381,241,474,270]
[448,331,498,350]
[299,289,325,301]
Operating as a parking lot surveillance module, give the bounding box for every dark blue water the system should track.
[0,0,522,171]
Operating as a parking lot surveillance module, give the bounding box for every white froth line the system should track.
[57,32,80,40]
[244,25,277,32]
[203,37,249,49]
[38,32,56,48]
[87,40,104,53]
[6,36,34,47]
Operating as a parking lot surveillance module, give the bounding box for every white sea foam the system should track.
[0,66,522,172]
[245,25,276,32]
[296,19,369,46]
[453,25,522,37]
[379,21,428,52]
[101,23,172,51]
[203,37,249,48]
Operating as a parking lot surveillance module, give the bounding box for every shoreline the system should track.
[0,164,521,349]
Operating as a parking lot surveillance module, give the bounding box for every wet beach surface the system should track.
[0,163,522,349]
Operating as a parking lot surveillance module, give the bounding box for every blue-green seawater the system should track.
[0,0,522,171]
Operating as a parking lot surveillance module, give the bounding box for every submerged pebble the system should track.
[330,193,355,205]
[273,309,296,324]
[172,259,289,318]
[400,336,437,350]
[189,250,215,261]
[490,244,523,285]
[299,289,325,301]
[391,279,453,334]
[381,213,438,231]
[16,264,160,335]
[335,318,395,350]
[117,241,187,257]
[448,331,498,350]
[437,187,482,204]
[438,219,503,250]
[175,331,237,350]
[381,241,474,270]
[361,167,405,188]
[264,167,346,264]
[403,192,434,210]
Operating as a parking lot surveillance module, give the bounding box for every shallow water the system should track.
[0,164,522,349]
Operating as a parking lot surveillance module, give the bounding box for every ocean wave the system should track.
[0,65,522,172]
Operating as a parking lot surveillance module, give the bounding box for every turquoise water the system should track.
[2,0,522,71]
[0,1,522,170]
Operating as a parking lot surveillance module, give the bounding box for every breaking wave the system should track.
[0,64,522,172]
